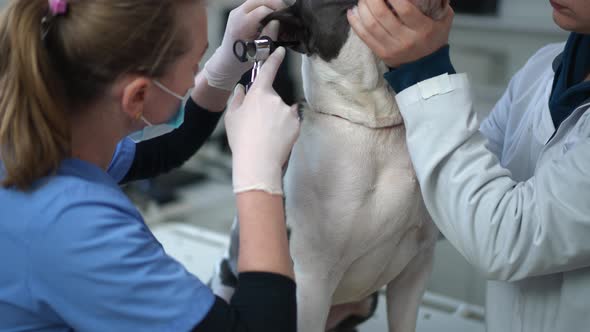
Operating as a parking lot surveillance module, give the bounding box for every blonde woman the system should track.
[0,0,300,331]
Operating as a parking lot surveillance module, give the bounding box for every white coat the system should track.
[395,42,590,332]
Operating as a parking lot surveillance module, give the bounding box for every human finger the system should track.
[234,6,275,40]
[245,5,275,27]
[251,47,286,88]
[356,0,396,44]
[364,0,403,36]
[259,19,280,41]
[227,84,246,112]
[440,5,455,26]
[347,6,391,60]
[242,0,287,13]
[388,0,430,29]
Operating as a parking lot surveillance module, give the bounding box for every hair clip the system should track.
[41,0,68,41]
[49,0,68,16]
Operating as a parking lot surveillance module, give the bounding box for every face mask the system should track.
[128,80,191,143]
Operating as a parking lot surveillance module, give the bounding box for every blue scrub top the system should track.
[0,139,215,331]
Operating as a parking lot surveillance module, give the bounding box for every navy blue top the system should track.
[384,45,456,93]
[549,33,590,129]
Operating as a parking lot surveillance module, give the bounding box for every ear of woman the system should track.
[120,78,151,124]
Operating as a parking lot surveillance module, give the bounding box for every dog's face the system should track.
[263,0,449,62]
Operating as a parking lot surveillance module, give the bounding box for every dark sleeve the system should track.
[120,97,223,184]
[384,45,456,93]
[193,272,297,332]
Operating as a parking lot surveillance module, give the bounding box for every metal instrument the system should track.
[233,36,297,91]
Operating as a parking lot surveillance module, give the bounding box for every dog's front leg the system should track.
[296,272,340,332]
[386,241,436,332]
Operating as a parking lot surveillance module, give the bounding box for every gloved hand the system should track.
[203,0,287,91]
[225,47,301,195]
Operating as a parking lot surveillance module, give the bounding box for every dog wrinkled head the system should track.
[262,0,449,62]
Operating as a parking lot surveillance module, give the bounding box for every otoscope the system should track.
[233,36,298,92]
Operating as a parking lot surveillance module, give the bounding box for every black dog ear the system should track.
[262,0,358,62]
[261,3,311,55]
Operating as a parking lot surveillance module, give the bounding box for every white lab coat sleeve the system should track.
[479,68,524,157]
[395,73,590,282]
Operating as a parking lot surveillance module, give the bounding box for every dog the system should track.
[260,1,449,331]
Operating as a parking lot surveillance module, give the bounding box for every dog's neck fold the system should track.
[301,31,403,129]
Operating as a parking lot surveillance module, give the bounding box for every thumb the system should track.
[228,84,246,112]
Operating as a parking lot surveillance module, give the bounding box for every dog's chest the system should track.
[285,105,423,240]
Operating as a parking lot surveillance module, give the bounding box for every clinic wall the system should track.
[450,0,567,115]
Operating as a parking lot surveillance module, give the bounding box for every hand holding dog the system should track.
[347,0,454,68]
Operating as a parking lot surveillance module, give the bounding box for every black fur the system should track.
[262,0,358,62]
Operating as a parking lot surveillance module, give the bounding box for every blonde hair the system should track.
[0,0,197,190]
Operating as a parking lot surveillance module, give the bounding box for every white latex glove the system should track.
[203,0,287,91]
[225,47,301,195]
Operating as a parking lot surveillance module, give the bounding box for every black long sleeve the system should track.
[193,272,297,332]
[120,98,223,184]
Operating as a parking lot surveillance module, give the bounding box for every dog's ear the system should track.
[261,0,358,62]
[261,3,312,55]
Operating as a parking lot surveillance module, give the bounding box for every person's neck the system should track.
[70,102,125,171]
